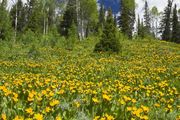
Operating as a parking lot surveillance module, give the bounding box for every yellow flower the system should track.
[13,116,24,120]
[50,99,60,107]
[141,105,149,113]
[34,113,43,120]
[2,114,6,120]
[127,107,132,111]
[123,95,131,102]
[25,108,34,115]
[45,107,51,113]
[119,99,126,105]
[154,103,160,107]
[140,115,149,120]
[55,115,62,120]
[92,97,100,104]
[105,114,115,120]
[102,94,111,101]
[131,99,137,103]
[74,101,80,108]
[93,116,100,120]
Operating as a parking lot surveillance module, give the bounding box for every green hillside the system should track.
[0,38,179,120]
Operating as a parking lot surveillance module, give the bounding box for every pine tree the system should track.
[159,0,173,41]
[60,0,77,37]
[172,4,180,43]
[94,9,120,53]
[143,1,151,36]
[118,0,135,39]
[137,15,141,36]
[98,3,105,29]
[0,0,12,40]
[26,0,44,33]
[10,0,25,33]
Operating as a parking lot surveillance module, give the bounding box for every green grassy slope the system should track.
[0,38,179,119]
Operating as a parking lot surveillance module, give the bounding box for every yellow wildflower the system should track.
[92,97,100,104]
[50,99,60,107]
[25,108,34,115]
[34,113,43,120]
[2,114,6,120]
[102,94,111,101]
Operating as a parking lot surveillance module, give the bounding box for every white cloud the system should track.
[136,0,180,18]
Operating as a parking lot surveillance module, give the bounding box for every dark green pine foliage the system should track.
[172,4,180,43]
[26,0,43,33]
[137,15,141,36]
[10,0,25,33]
[159,0,173,41]
[94,9,120,53]
[98,3,105,29]
[118,0,135,39]
[143,1,151,35]
[60,0,77,37]
[137,17,145,38]
[0,0,12,40]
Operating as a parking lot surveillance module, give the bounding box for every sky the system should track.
[7,0,180,13]
[136,0,180,18]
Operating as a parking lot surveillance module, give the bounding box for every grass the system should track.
[0,37,179,120]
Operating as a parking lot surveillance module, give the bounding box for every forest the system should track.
[0,0,180,120]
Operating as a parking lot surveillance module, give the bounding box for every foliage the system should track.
[143,1,151,36]
[94,9,121,53]
[0,0,13,41]
[60,0,77,37]
[172,4,180,43]
[118,0,135,39]
[159,0,173,41]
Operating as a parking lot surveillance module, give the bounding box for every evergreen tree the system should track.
[66,21,77,50]
[10,0,25,33]
[118,0,135,39]
[159,0,173,41]
[137,15,141,36]
[26,0,44,33]
[172,4,180,43]
[98,3,105,29]
[0,0,12,40]
[143,1,151,35]
[94,9,120,53]
[137,17,145,38]
[60,0,77,37]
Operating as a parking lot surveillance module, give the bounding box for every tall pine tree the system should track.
[94,9,120,53]
[143,1,151,36]
[118,0,135,39]
[159,0,173,41]
[10,0,25,33]
[172,4,180,43]
[0,0,12,40]
[60,0,77,37]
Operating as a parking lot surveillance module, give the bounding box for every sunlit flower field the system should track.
[0,39,179,120]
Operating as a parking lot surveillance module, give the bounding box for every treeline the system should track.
[0,0,180,47]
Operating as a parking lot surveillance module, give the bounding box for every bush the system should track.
[94,9,121,53]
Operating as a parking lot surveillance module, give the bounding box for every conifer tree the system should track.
[143,1,151,35]
[0,0,12,40]
[137,15,141,36]
[60,0,77,37]
[118,0,135,39]
[10,0,25,33]
[159,0,173,41]
[98,3,105,29]
[94,9,120,53]
[172,4,180,43]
